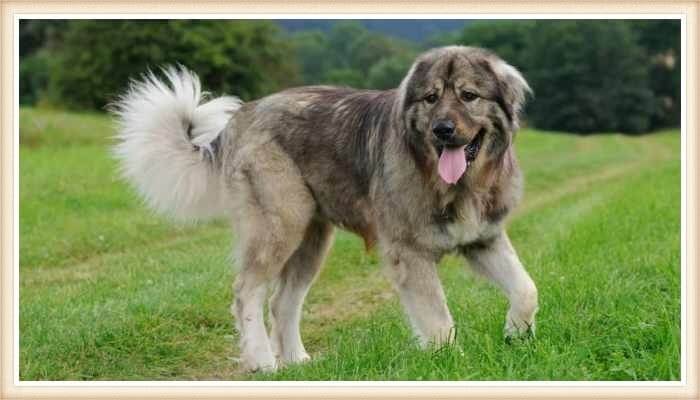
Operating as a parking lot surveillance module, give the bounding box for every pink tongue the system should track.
[438,145,467,184]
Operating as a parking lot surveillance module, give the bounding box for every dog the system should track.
[112,46,538,372]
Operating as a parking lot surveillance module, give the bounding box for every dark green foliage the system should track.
[19,20,67,105]
[367,53,417,90]
[323,68,365,88]
[19,50,52,105]
[278,20,467,42]
[19,20,67,57]
[526,21,655,134]
[290,21,417,89]
[291,31,335,86]
[19,19,680,133]
[631,21,681,128]
[446,20,534,72]
[39,20,299,109]
[448,20,679,134]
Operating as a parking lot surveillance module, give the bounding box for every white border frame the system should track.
[10,12,688,390]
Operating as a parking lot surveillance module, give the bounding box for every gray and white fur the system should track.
[112,46,538,372]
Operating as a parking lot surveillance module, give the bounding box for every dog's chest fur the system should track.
[433,194,502,251]
[444,208,486,244]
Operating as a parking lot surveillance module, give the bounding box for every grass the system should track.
[19,106,681,381]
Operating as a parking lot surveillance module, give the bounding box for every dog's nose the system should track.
[432,120,455,141]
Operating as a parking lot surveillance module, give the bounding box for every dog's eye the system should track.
[424,93,438,104]
[460,91,478,102]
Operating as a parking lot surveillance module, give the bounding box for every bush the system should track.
[19,20,67,57]
[323,68,366,88]
[20,19,680,133]
[452,20,664,134]
[526,21,655,134]
[291,31,335,86]
[367,53,415,89]
[44,20,299,110]
[631,20,681,128]
[291,21,417,89]
[19,50,52,105]
[450,20,534,72]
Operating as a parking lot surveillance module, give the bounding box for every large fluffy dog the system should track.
[113,46,538,372]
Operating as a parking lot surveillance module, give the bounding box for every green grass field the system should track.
[19,107,681,381]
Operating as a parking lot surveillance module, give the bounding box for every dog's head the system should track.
[397,46,531,185]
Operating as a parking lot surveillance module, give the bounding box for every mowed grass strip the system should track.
[19,107,680,380]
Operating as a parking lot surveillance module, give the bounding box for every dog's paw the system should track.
[240,351,278,373]
[279,350,311,366]
[503,311,536,343]
[245,360,278,373]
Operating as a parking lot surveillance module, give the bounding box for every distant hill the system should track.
[275,20,469,42]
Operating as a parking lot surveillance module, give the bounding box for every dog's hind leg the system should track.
[269,219,334,365]
[228,145,316,372]
[382,245,455,348]
[463,231,538,340]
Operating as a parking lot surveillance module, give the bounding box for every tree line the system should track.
[20,19,679,134]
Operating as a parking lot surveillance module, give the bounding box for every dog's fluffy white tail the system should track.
[111,66,241,221]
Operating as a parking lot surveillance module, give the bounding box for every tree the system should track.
[291,30,334,85]
[630,20,681,128]
[19,20,67,57]
[367,53,415,89]
[45,20,299,109]
[448,20,678,134]
[290,21,417,89]
[451,20,534,71]
[526,21,655,134]
[19,20,67,104]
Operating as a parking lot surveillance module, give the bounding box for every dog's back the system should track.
[222,86,399,249]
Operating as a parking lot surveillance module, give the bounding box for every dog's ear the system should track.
[397,59,431,113]
[485,58,532,127]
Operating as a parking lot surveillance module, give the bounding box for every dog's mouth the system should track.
[465,128,486,164]
[436,128,486,185]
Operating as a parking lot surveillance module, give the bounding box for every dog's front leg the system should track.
[383,246,455,348]
[463,231,538,339]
